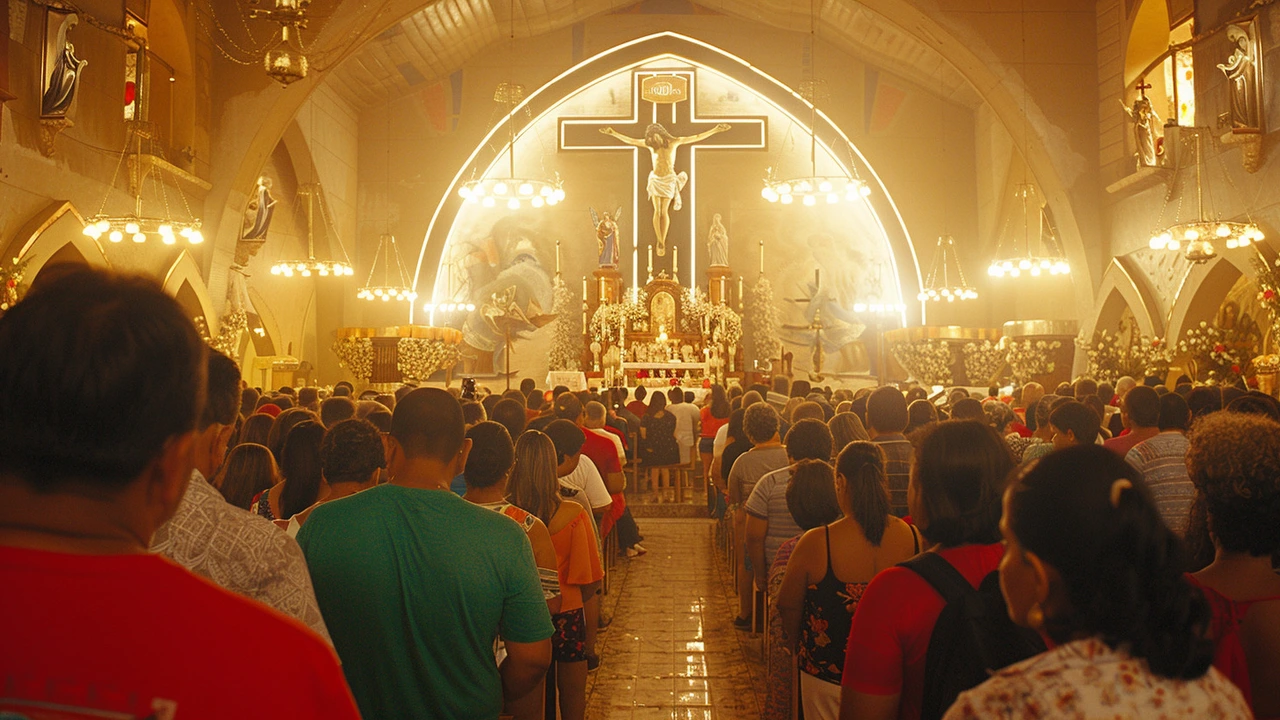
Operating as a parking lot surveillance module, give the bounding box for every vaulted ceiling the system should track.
[324,0,981,109]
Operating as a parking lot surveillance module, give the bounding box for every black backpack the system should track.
[899,552,1047,720]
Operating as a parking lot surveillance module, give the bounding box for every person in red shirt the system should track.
[838,420,1016,720]
[626,385,650,418]
[0,269,359,720]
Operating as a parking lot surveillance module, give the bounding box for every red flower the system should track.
[1265,289,1277,300]
[1231,364,1241,374]
[1151,339,1162,347]
[1215,344,1226,354]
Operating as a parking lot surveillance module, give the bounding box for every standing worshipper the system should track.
[668,386,701,466]
[865,387,913,517]
[299,388,553,719]
[1125,392,1195,535]
[1103,386,1161,456]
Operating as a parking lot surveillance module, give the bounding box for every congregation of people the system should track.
[3,267,1279,720]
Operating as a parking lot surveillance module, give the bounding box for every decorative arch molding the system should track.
[210,0,1095,321]
[163,250,221,333]
[409,34,918,324]
[2,201,109,277]
[1081,257,1163,342]
[1165,254,1254,343]
[248,286,284,358]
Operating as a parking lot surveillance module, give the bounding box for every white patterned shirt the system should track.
[943,638,1251,720]
[151,470,332,643]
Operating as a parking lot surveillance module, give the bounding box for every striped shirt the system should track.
[744,466,801,565]
[873,434,915,517]
[1126,432,1194,536]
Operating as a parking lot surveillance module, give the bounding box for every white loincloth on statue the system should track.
[647,171,689,211]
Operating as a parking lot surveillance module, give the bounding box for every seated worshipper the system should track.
[729,403,790,628]
[283,418,385,535]
[152,349,331,641]
[828,412,870,457]
[1188,385,1224,421]
[949,397,985,422]
[638,391,681,500]
[902,399,937,440]
[213,442,278,510]
[701,384,732,481]
[237,411,274,447]
[765,460,843,720]
[493,396,530,439]
[299,386,320,412]
[944,445,1249,719]
[668,386,701,465]
[0,269,356,718]
[1227,391,1280,420]
[254,420,326,521]
[840,421,1018,720]
[298,388,553,719]
[1125,392,1195,536]
[982,400,1016,437]
[507,431,603,720]
[320,395,357,428]
[779,447,920,720]
[866,387,914,517]
[462,400,487,428]
[241,386,261,418]
[1186,412,1280,720]
[1082,395,1113,440]
[768,374,791,412]
[366,408,392,432]
[792,400,827,423]
[710,408,749,515]
[1022,399,1099,464]
[713,390,763,474]
[746,419,834,602]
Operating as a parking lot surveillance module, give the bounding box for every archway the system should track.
[2,201,110,283]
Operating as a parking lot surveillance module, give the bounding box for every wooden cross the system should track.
[1136,79,1152,98]
[559,70,766,287]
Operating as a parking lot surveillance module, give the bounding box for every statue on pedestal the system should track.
[243,177,277,240]
[707,213,729,267]
[589,207,622,268]
[1120,84,1163,170]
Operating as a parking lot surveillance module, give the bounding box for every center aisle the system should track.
[584,519,767,720]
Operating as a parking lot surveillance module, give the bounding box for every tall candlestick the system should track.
[673,246,679,277]
[759,239,765,274]
[647,245,653,276]
[555,241,561,274]
[738,276,744,311]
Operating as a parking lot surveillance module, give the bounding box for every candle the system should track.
[738,276,744,310]
[556,241,561,274]
[759,239,765,274]
[647,245,653,274]
[673,246,679,277]
[583,276,588,301]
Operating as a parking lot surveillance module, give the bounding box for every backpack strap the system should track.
[898,552,977,610]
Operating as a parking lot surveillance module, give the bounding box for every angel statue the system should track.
[590,206,622,268]
[599,122,731,256]
[1120,88,1163,170]
[242,176,277,240]
[707,213,729,267]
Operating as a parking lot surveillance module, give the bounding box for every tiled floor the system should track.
[585,519,766,720]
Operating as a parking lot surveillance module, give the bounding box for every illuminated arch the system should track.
[2,201,110,281]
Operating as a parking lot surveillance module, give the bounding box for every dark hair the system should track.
[279,420,326,519]
[492,398,528,439]
[1157,392,1192,431]
[904,399,938,435]
[1187,412,1280,557]
[1009,445,1213,679]
[709,384,731,419]
[725,407,747,446]
[464,421,515,490]
[0,270,206,491]
[786,460,842,531]
[905,386,928,403]
[635,386,647,401]
[1186,386,1222,419]
[318,418,385,486]
[1055,382,1073,397]
[646,391,667,416]
[268,408,318,461]
[272,395,294,410]
[298,386,319,408]
[828,412,869,453]
[950,398,984,421]
[1226,391,1280,421]
[1074,377,1099,400]
[1082,396,1109,432]
[520,378,536,394]
[1097,382,1115,404]
[320,396,357,428]
[772,375,790,395]
[1049,400,1100,445]
[213,443,277,510]
[743,403,780,444]
[238,413,274,447]
[332,385,352,397]
[784,418,834,463]
[866,387,908,433]
[544,419,586,465]
[366,409,392,432]
[554,392,583,420]
[913,420,1014,547]
[202,351,242,430]
[391,388,465,461]
[1123,386,1161,428]
[461,400,486,426]
[835,442,891,545]
[790,380,812,399]
[240,387,260,418]
[526,390,545,411]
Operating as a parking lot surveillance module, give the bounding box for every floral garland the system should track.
[547,275,582,371]
[331,337,374,381]
[1254,254,1280,341]
[961,340,1007,386]
[1078,329,1172,383]
[193,310,247,358]
[1179,322,1250,384]
[397,337,461,382]
[589,290,647,344]
[1005,339,1062,384]
[747,276,780,369]
[0,256,32,312]
[891,339,953,387]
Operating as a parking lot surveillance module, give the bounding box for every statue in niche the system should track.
[41,12,87,117]
[1120,86,1163,170]
[1218,24,1261,130]
[707,213,729,267]
[242,177,277,240]
[589,206,622,268]
[598,122,731,256]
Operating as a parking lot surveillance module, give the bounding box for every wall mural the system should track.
[433,60,902,380]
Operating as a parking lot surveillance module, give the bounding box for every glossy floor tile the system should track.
[585,519,766,719]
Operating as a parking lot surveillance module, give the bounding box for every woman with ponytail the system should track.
[945,444,1250,719]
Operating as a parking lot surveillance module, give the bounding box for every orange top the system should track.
[701,405,730,438]
[550,505,604,612]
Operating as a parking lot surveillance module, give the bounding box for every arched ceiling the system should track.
[325,0,981,108]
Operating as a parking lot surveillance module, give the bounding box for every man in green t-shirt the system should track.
[299,387,553,719]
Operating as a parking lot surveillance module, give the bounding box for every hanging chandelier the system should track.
[761,80,870,206]
[1147,131,1263,263]
[269,182,354,277]
[82,122,203,245]
[357,235,416,302]
[249,0,310,86]
[919,235,978,302]
[987,183,1071,278]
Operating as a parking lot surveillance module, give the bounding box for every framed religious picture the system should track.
[1217,16,1263,133]
[40,7,87,119]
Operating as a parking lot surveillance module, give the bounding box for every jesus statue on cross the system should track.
[599,121,731,256]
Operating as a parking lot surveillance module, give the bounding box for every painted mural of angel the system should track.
[590,206,623,268]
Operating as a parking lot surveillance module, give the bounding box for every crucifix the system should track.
[559,70,766,286]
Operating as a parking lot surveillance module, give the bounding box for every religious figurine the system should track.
[1218,25,1260,130]
[1120,88,1163,170]
[599,122,732,256]
[41,12,87,117]
[707,213,729,267]
[243,177,277,240]
[589,206,623,268]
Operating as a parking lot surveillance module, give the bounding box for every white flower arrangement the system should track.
[589,289,648,344]
[1005,339,1062,384]
[331,337,374,381]
[397,338,461,382]
[547,275,582,371]
[961,340,1006,386]
[892,339,953,387]
[1077,329,1172,383]
[195,310,247,358]
[747,277,780,369]
[1179,322,1248,384]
